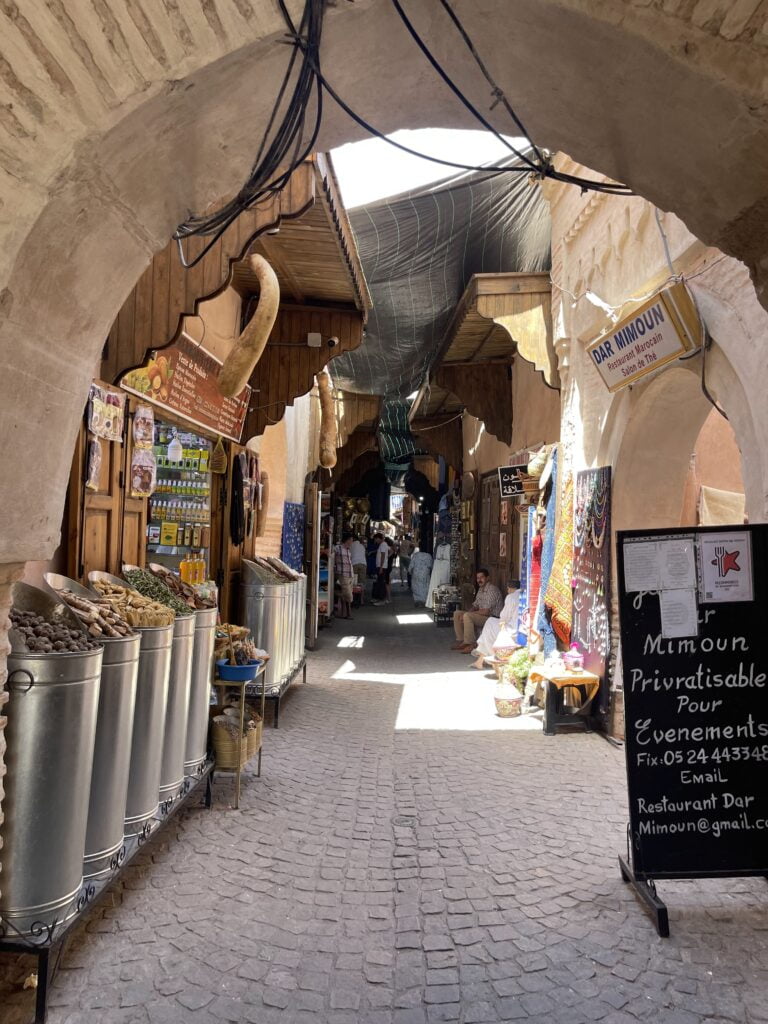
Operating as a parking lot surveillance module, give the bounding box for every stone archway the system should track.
[2,1,768,565]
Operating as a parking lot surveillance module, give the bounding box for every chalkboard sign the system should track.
[618,524,768,882]
[498,464,527,499]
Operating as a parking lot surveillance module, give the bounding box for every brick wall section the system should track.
[0,563,25,891]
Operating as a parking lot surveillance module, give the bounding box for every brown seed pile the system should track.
[10,608,101,654]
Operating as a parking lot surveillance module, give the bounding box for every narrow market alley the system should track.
[3,585,767,1024]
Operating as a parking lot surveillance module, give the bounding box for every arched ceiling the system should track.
[3,0,768,559]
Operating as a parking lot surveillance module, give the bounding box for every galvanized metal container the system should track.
[2,646,102,935]
[83,632,140,877]
[159,613,195,803]
[241,564,286,689]
[44,572,141,879]
[184,605,217,776]
[124,623,173,836]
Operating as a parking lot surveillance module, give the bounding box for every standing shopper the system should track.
[350,535,367,603]
[451,569,503,652]
[372,532,391,605]
[334,532,356,620]
[398,534,414,587]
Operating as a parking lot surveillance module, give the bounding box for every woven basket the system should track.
[246,719,263,759]
[212,722,248,769]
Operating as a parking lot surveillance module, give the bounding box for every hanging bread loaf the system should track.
[256,471,269,538]
[317,370,337,469]
[218,253,280,398]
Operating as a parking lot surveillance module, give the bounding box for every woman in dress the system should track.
[426,536,451,609]
[471,580,521,669]
[410,547,433,606]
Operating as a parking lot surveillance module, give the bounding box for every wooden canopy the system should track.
[409,272,555,448]
[104,155,371,440]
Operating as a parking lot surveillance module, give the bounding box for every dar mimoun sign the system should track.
[587,281,701,393]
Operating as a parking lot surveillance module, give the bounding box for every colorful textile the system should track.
[528,527,543,645]
[517,509,531,645]
[281,501,305,571]
[536,446,559,656]
[545,472,574,645]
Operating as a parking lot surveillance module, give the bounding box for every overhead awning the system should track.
[331,152,551,399]
[409,272,555,446]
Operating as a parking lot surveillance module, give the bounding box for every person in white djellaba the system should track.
[471,579,521,669]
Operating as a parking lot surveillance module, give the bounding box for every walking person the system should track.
[398,533,414,587]
[334,532,356,620]
[371,532,391,605]
[451,568,503,653]
[350,534,367,604]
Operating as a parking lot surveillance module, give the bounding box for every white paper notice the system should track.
[698,531,754,603]
[623,540,660,593]
[660,588,699,639]
[659,537,697,590]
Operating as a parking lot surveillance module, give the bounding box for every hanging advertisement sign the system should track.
[120,332,251,442]
[587,282,701,393]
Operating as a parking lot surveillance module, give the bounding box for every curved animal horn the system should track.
[317,370,337,469]
[218,253,280,398]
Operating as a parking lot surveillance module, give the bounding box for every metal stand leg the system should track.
[205,772,213,808]
[35,947,51,1023]
[303,661,307,684]
[618,855,670,937]
[274,696,280,729]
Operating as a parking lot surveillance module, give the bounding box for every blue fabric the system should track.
[536,447,559,655]
[281,502,305,571]
[516,508,532,645]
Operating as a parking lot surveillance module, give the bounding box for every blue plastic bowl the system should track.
[216,658,262,681]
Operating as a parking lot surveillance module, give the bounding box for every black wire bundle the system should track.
[173,0,633,272]
[173,0,325,268]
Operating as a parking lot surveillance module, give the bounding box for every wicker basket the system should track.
[212,722,248,770]
[246,719,263,759]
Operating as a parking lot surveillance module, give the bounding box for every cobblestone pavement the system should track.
[2,587,768,1023]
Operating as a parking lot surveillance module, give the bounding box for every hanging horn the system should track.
[317,370,337,469]
[218,253,280,398]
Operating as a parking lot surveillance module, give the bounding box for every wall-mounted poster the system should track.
[500,501,509,527]
[499,533,507,558]
[88,383,125,442]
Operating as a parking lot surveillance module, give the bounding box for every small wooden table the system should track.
[528,667,601,735]
[213,661,266,808]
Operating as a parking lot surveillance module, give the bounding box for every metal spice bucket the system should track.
[184,606,217,776]
[124,623,173,837]
[1,647,102,935]
[84,632,140,878]
[158,614,195,804]
[43,572,141,879]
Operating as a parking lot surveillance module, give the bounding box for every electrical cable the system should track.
[387,0,633,195]
[390,0,539,172]
[437,0,543,164]
[174,0,325,266]
[654,207,677,277]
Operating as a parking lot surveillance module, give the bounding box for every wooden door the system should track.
[477,473,516,591]
[209,441,243,623]
[67,398,147,581]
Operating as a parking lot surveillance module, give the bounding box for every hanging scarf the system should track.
[536,446,559,655]
[545,472,574,645]
[516,507,531,645]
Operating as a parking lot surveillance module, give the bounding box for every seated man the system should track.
[451,569,504,653]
